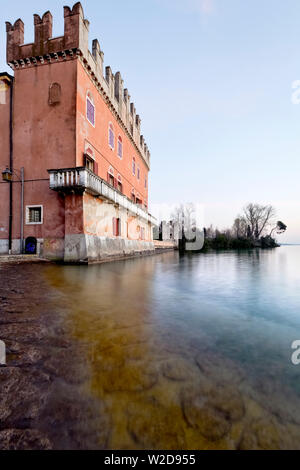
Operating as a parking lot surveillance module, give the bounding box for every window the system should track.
[131,189,135,203]
[113,217,121,237]
[49,82,61,106]
[144,176,147,189]
[26,205,43,225]
[108,167,115,186]
[137,166,140,180]
[117,136,123,159]
[84,154,94,172]
[132,157,136,176]
[109,123,115,149]
[117,175,123,193]
[86,92,95,126]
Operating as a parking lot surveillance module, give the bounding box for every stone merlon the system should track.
[6,2,150,166]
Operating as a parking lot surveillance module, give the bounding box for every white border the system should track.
[26,205,43,225]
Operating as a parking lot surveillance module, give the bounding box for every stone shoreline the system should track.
[0,262,107,450]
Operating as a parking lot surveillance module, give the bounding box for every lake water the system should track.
[5,246,300,449]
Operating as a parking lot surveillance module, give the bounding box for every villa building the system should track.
[0,2,156,263]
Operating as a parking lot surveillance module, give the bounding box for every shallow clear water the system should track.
[44,246,300,449]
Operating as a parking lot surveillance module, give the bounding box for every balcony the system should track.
[48,167,157,225]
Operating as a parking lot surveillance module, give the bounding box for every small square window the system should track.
[26,206,43,225]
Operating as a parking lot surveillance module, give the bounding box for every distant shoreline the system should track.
[280,244,300,246]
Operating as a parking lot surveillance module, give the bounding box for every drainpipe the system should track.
[20,167,24,254]
[8,79,13,255]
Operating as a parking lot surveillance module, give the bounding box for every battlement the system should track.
[6,2,150,167]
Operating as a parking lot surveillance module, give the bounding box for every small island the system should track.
[203,203,287,251]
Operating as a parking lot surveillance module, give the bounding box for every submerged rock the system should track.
[127,397,186,450]
[161,358,199,382]
[182,391,231,441]
[100,361,158,393]
[239,417,300,450]
[195,351,245,386]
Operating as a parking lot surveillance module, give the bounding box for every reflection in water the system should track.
[44,246,300,449]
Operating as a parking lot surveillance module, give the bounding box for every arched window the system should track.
[137,166,140,181]
[86,92,95,126]
[107,166,114,186]
[49,82,61,106]
[117,136,123,159]
[117,174,123,193]
[109,123,115,150]
[132,157,136,176]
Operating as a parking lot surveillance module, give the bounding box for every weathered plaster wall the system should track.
[64,193,154,263]
[0,76,11,245]
[83,193,152,241]
[11,60,77,246]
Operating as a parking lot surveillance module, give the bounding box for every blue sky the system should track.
[1,0,300,243]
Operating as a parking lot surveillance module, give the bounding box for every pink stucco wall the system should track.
[0,77,11,244]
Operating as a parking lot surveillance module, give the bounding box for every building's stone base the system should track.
[43,238,65,261]
[1,236,156,264]
[0,239,44,256]
[0,239,9,255]
[64,234,155,264]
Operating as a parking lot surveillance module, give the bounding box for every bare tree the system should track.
[233,217,248,238]
[171,203,196,234]
[205,224,215,239]
[241,203,276,240]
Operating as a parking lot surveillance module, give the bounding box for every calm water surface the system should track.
[44,246,300,449]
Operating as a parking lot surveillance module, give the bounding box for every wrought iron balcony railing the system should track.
[48,167,157,225]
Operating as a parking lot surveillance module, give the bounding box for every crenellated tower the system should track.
[6,2,150,167]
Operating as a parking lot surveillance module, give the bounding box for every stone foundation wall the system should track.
[64,234,154,264]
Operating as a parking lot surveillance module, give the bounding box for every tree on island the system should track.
[202,203,287,251]
[239,203,276,240]
[269,221,287,237]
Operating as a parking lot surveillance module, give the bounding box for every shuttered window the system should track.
[118,136,123,159]
[109,124,115,149]
[86,95,95,126]
[113,218,121,237]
